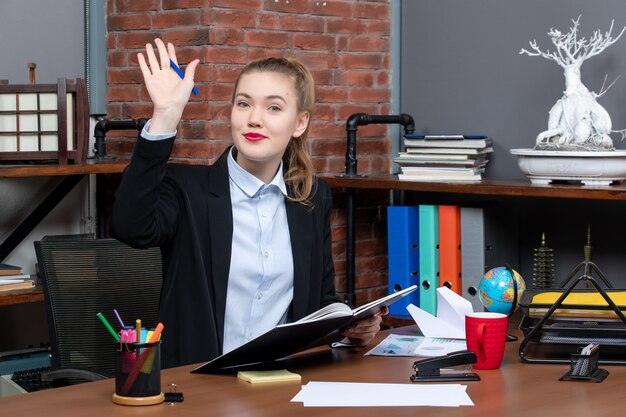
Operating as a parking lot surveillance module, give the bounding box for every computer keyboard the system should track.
[11,367,54,392]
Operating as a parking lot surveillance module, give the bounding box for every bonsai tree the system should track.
[520,16,625,151]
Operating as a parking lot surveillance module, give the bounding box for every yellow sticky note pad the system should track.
[237,369,301,384]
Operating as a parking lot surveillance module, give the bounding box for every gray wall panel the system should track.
[400,0,626,179]
[0,0,84,84]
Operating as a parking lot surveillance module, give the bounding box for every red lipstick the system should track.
[243,132,268,142]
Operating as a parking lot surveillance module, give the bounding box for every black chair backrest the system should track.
[35,237,162,377]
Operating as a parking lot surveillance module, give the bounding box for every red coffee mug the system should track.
[465,312,508,370]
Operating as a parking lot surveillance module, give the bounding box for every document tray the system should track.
[518,275,626,365]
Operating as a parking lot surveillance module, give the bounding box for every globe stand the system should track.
[480,265,524,342]
[505,265,519,342]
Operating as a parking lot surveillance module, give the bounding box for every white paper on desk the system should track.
[291,381,474,407]
[407,287,473,339]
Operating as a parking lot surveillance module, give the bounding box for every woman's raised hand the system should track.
[137,38,200,134]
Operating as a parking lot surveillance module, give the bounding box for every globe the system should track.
[478,267,526,315]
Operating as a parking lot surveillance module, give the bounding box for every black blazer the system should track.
[111,137,338,368]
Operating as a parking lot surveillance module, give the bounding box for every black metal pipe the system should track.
[96,173,106,238]
[339,113,415,307]
[93,118,148,160]
[92,118,148,237]
[343,113,415,177]
[345,188,356,307]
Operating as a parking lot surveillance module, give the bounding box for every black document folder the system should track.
[192,285,418,372]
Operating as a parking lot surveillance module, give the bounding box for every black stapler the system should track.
[411,350,481,382]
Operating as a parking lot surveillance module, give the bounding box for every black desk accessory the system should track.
[518,230,626,365]
[559,343,609,382]
[505,264,520,342]
[164,383,184,403]
[410,350,481,382]
[164,392,184,402]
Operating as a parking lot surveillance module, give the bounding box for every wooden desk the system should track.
[1,325,624,416]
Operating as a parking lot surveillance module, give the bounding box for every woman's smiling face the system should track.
[230,71,309,180]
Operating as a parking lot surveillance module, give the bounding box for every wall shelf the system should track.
[0,159,130,306]
[5,171,625,307]
[319,174,626,201]
[0,159,128,178]
[319,174,626,306]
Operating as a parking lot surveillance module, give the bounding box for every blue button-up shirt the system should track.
[222,148,294,353]
[142,122,295,354]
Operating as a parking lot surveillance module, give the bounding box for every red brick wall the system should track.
[105,0,392,305]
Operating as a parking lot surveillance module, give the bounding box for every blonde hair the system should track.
[233,56,316,204]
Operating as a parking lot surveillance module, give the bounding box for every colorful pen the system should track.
[97,312,120,342]
[113,309,125,328]
[169,58,199,95]
[147,322,164,343]
[140,325,163,374]
[135,319,142,345]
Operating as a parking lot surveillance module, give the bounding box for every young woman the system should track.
[111,39,383,368]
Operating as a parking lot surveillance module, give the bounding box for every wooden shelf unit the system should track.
[319,174,626,201]
[0,159,128,178]
[4,168,625,307]
[0,159,129,306]
[319,173,626,305]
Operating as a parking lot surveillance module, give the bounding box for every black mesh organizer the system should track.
[518,257,626,365]
[559,347,609,382]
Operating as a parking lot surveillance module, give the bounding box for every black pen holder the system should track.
[112,341,164,406]
[559,347,609,383]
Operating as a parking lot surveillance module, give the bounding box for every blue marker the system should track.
[169,58,199,95]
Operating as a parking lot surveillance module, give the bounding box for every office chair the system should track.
[34,236,162,385]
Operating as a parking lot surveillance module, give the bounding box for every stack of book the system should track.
[0,263,34,291]
[394,134,493,181]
